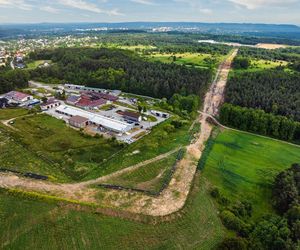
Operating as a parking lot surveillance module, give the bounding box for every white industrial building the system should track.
[55,105,133,133]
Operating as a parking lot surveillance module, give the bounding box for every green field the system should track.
[0,128,60,179]
[26,60,52,70]
[104,151,178,192]
[0,173,225,250]
[147,52,222,69]
[202,129,300,218]
[8,114,122,181]
[0,108,29,120]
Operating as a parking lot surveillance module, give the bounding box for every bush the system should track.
[230,200,253,218]
[217,237,248,250]
[210,187,220,198]
[232,57,250,69]
[220,210,243,232]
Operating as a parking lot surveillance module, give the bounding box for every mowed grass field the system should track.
[202,129,300,218]
[0,173,225,250]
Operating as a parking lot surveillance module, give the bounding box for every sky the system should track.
[0,0,299,25]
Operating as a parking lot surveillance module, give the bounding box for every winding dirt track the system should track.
[0,49,238,216]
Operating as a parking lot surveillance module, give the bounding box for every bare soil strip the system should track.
[0,49,238,216]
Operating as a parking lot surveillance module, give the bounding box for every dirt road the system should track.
[0,49,239,216]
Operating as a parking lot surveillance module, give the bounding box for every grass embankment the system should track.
[85,118,192,180]
[10,114,122,181]
[202,129,300,219]
[104,151,178,193]
[0,173,225,249]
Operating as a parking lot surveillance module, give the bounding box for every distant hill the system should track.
[0,22,300,41]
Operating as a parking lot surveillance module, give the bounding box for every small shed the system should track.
[69,115,89,128]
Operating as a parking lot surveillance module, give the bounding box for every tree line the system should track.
[238,46,300,63]
[0,69,29,94]
[225,70,300,122]
[29,48,213,99]
[220,103,300,142]
[213,163,300,249]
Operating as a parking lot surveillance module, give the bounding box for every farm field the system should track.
[202,129,300,218]
[0,173,225,250]
[147,52,222,69]
[9,114,122,181]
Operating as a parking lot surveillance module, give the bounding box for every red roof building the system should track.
[5,91,33,103]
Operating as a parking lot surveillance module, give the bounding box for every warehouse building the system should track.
[41,99,60,111]
[68,115,89,128]
[55,105,133,133]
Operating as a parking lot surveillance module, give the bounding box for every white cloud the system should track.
[173,0,212,14]
[0,0,33,10]
[57,0,122,15]
[228,0,298,9]
[40,6,60,14]
[130,0,156,5]
[199,8,212,14]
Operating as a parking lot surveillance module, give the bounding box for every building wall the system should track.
[69,120,88,128]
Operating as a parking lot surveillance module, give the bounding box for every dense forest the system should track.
[238,47,300,62]
[220,104,300,142]
[29,48,213,99]
[93,32,300,47]
[0,69,29,94]
[225,70,300,121]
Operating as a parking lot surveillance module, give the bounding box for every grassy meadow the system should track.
[0,173,225,250]
[9,114,122,181]
[202,129,300,218]
[0,128,62,179]
[26,60,52,70]
[146,52,223,69]
[0,108,29,120]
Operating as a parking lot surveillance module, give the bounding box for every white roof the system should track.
[56,105,132,133]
